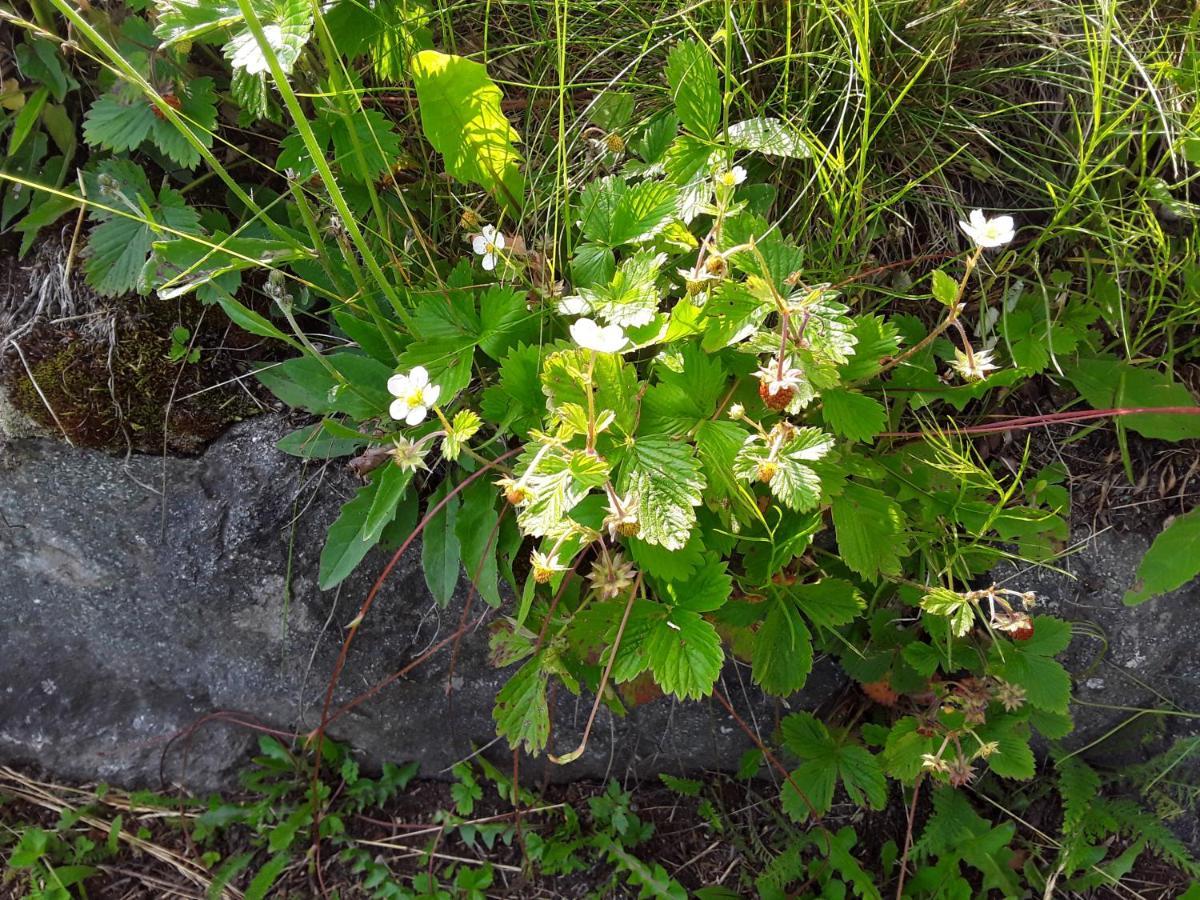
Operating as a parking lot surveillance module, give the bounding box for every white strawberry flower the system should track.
[471,225,506,271]
[958,209,1015,249]
[570,317,628,353]
[716,165,747,188]
[387,366,441,425]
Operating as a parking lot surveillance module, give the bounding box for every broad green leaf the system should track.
[83,94,155,154]
[318,475,385,589]
[662,559,731,612]
[364,463,413,543]
[456,478,502,607]
[422,479,462,606]
[329,107,403,183]
[988,617,1073,714]
[411,50,523,208]
[276,423,364,458]
[618,437,705,551]
[830,482,910,579]
[665,40,721,139]
[8,85,46,156]
[480,343,544,438]
[1124,506,1200,605]
[919,586,975,637]
[493,654,551,753]
[821,389,886,442]
[577,250,664,328]
[752,597,813,696]
[628,529,705,582]
[976,715,1036,780]
[1067,357,1200,441]
[478,284,538,361]
[644,608,723,700]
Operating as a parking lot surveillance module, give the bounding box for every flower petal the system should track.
[480,224,497,241]
[472,235,489,255]
[424,383,441,406]
[492,231,506,250]
[387,374,409,396]
[405,406,427,426]
[390,398,410,420]
[409,366,429,388]
[482,252,497,271]
[969,209,987,228]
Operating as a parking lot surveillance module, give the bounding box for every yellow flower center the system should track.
[406,387,427,407]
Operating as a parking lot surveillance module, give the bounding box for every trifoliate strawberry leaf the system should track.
[577,250,665,329]
[84,180,201,297]
[665,39,721,139]
[578,175,678,247]
[821,389,886,442]
[542,347,640,436]
[643,607,723,700]
[831,481,910,579]
[752,597,813,696]
[780,712,887,821]
[493,654,551,754]
[733,427,833,512]
[617,437,705,551]
[514,442,603,539]
[478,285,539,361]
[919,586,976,638]
[155,0,314,79]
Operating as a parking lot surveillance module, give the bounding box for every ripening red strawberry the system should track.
[1012,621,1035,641]
[758,381,794,411]
[152,93,183,120]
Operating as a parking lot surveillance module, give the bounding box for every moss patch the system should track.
[2,294,269,454]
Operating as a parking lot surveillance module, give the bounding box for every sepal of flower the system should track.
[993,680,1026,712]
[471,224,506,271]
[587,551,638,600]
[570,317,629,354]
[388,436,431,473]
[950,346,999,382]
[387,366,441,425]
[958,209,1015,249]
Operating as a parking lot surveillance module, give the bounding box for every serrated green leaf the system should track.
[644,608,723,700]
[919,586,975,637]
[790,579,864,629]
[662,559,731,612]
[1067,357,1200,441]
[83,93,155,153]
[752,597,813,696]
[665,40,721,139]
[478,285,538,361]
[578,249,664,328]
[780,712,886,821]
[493,654,550,753]
[364,463,413,544]
[411,50,523,208]
[330,107,403,183]
[318,475,385,589]
[480,343,544,437]
[821,389,886,442]
[831,482,910,579]
[1124,506,1200,605]
[930,268,959,307]
[618,437,705,551]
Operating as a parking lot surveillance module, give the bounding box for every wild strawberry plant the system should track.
[6,0,1200,845]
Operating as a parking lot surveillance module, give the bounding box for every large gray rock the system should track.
[0,418,840,791]
[994,528,1200,759]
